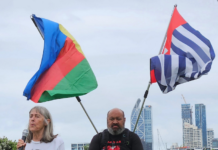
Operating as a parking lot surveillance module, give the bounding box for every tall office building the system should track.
[181,104,193,146]
[195,104,207,148]
[130,99,153,150]
[183,122,202,149]
[207,128,214,149]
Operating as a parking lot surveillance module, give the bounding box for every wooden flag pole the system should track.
[30,15,98,134]
[133,5,177,132]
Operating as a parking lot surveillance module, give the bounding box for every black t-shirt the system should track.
[89,129,143,150]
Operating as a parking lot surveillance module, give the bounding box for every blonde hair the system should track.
[26,106,57,143]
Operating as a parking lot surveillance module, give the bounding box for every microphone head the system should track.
[22,129,29,137]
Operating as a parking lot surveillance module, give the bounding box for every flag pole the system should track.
[30,15,98,134]
[133,5,177,132]
[76,96,98,133]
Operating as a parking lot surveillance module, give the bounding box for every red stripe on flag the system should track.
[163,7,187,55]
[150,70,157,83]
[31,37,85,103]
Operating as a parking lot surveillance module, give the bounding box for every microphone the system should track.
[18,129,29,150]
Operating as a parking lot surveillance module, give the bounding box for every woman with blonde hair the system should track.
[17,106,65,150]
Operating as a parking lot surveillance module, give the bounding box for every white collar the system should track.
[31,140,41,144]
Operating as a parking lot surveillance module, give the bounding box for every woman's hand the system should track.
[16,139,26,150]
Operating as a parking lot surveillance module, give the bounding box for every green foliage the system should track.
[83,144,89,150]
[0,137,17,150]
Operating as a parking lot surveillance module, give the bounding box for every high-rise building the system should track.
[130,99,153,150]
[181,104,193,125]
[207,128,214,149]
[181,104,193,146]
[195,104,207,148]
[144,105,153,150]
[71,143,89,150]
[183,122,202,149]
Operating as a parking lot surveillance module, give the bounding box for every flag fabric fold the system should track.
[23,15,98,103]
[150,7,215,93]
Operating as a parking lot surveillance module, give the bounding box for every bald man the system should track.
[89,108,143,150]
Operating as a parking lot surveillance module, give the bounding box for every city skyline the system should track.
[180,102,218,149]
[130,99,153,150]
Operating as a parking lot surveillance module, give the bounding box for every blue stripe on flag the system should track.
[171,43,187,57]
[164,55,172,91]
[173,29,210,63]
[191,60,199,73]
[182,23,210,46]
[178,56,186,76]
[158,83,167,92]
[171,43,198,73]
[191,72,196,79]
[203,62,212,74]
[182,23,215,61]
[150,56,161,82]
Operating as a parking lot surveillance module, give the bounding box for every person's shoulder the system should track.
[53,136,64,144]
[92,131,103,139]
[125,129,140,138]
[90,129,106,142]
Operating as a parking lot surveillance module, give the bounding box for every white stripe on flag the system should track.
[169,55,179,90]
[172,35,205,68]
[199,60,211,75]
[158,55,167,92]
[177,77,188,84]
[185,58,193,78]
[176,26,211,59]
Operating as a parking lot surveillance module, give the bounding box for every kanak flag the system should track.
[23,15,98,103]
[150,7,215,93]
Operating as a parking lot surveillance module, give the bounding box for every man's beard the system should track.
[107,125,125,135]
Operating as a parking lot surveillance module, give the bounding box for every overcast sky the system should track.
[0,0,217,149]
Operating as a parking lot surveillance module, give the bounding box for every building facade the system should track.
[207,128,214,149]
[181,104,193,146]
[171,143,178,149]
[183,122,202,149]
[195,104,207,148]
[213,138,218,149]
[71,143,89,150]
[130,99,153,150]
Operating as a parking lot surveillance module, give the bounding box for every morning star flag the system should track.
[23,15,98,103]
[150,7,215,93]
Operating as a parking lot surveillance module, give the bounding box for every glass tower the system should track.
[181,104,193,146]
[131,99,153,150]
[195,104,207,148]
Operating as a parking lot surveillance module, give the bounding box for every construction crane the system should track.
[182,94,193,114]
[157,129,167,150]
[181,94,186,104]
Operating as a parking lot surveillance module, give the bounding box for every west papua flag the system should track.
[150,7,215,93]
